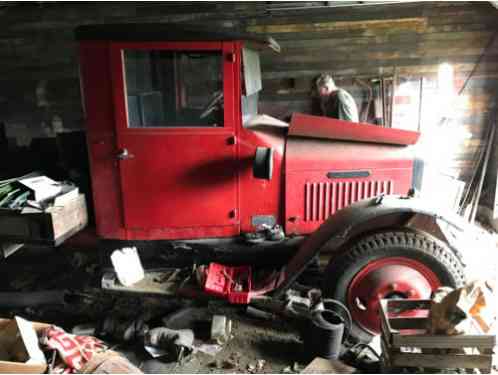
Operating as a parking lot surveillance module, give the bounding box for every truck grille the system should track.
[304,180,393,222]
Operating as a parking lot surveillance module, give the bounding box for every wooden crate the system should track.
[380,299,496,373]
[0,194,88,246]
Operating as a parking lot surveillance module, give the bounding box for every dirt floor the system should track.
[1,226,497,374]
[122,316,305,374]
[0,244,320,374]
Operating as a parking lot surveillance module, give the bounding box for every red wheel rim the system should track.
[347,257,441,335]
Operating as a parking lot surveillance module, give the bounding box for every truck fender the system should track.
[273,195,473,297]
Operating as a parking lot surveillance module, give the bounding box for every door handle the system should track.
[117,148,134,160]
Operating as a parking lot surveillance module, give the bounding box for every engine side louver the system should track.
[304,180,393,222]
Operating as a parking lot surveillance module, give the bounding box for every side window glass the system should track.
[241,48,262,127]
[123,50,223,127]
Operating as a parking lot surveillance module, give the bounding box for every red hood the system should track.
[288,113,420,146]
[283,116,416,235]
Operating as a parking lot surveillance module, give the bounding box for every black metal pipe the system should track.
[306,309,345,360]
[0,290,67,308]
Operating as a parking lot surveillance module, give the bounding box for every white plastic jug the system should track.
[110,247,145,286]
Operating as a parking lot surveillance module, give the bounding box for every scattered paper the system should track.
[18,176,61,202]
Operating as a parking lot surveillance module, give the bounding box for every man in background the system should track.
[315,73,359,123]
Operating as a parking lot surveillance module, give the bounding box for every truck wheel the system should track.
[322,230,465,343]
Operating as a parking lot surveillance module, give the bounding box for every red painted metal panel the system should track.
[234,43,285,233]
[81,38,285,240]
[109,41,239,237]
[289,113,420,145]
[79,42,125,239]
[116,134,238,229]
[237,127,286,232]
[119,225,239,241]
[285,137,413,235]
[286,170,411,235]
[285,137,414,173]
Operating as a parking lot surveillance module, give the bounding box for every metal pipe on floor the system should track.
[0,290,67,308]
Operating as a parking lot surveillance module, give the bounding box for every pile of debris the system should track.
[0,173,78,212]
[0,316,142,373]
[380,280,497,373]
[0,305,235,374]
[0,172,87,259]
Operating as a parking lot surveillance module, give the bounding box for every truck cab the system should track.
[77,24,415,241]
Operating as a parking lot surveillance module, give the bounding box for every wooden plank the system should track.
[260,61,498,80]
[250,20,495,42]
[0,64,79,80]
[380,312,392,344]
[246,3,425,27]
[389,317,428,330]
[50,194,88,239]
[380,299,395,341]
[276,37,493,57]
[247,17,428,34]
[1,242,23,258]
[386,299,431,312]
[392,334,496,349]
[381,335,393,364]
[278,34,417,50]
[252,2,490,28]
[0,194,88,246]
[263,48,493,66]
[301,358,355,374]
[135,2,223,15]
[425,23,495,34]
[427,13,497,27]
[390,353,493,370]
[261,56,498,75]
[261,49,498,71]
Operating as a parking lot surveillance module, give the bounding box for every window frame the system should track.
[110,41,235,134]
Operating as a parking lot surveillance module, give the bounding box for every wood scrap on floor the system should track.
[301,357,355,374]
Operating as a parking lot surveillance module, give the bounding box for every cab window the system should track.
[123,50,223,127]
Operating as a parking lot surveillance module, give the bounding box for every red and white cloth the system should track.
[40,326,107,373]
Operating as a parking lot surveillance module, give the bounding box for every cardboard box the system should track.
[0,194,88,246]
[0,317,49,374]
[17,176,62,202]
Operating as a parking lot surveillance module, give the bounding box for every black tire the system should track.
[322,230,466,343]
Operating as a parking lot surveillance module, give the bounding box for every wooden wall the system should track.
[0,2,497,193]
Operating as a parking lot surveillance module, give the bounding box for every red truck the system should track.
[76,24,467,343]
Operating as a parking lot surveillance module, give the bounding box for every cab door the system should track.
[110,42,239,239]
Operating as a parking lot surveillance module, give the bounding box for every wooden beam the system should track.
[247,17,428,34]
